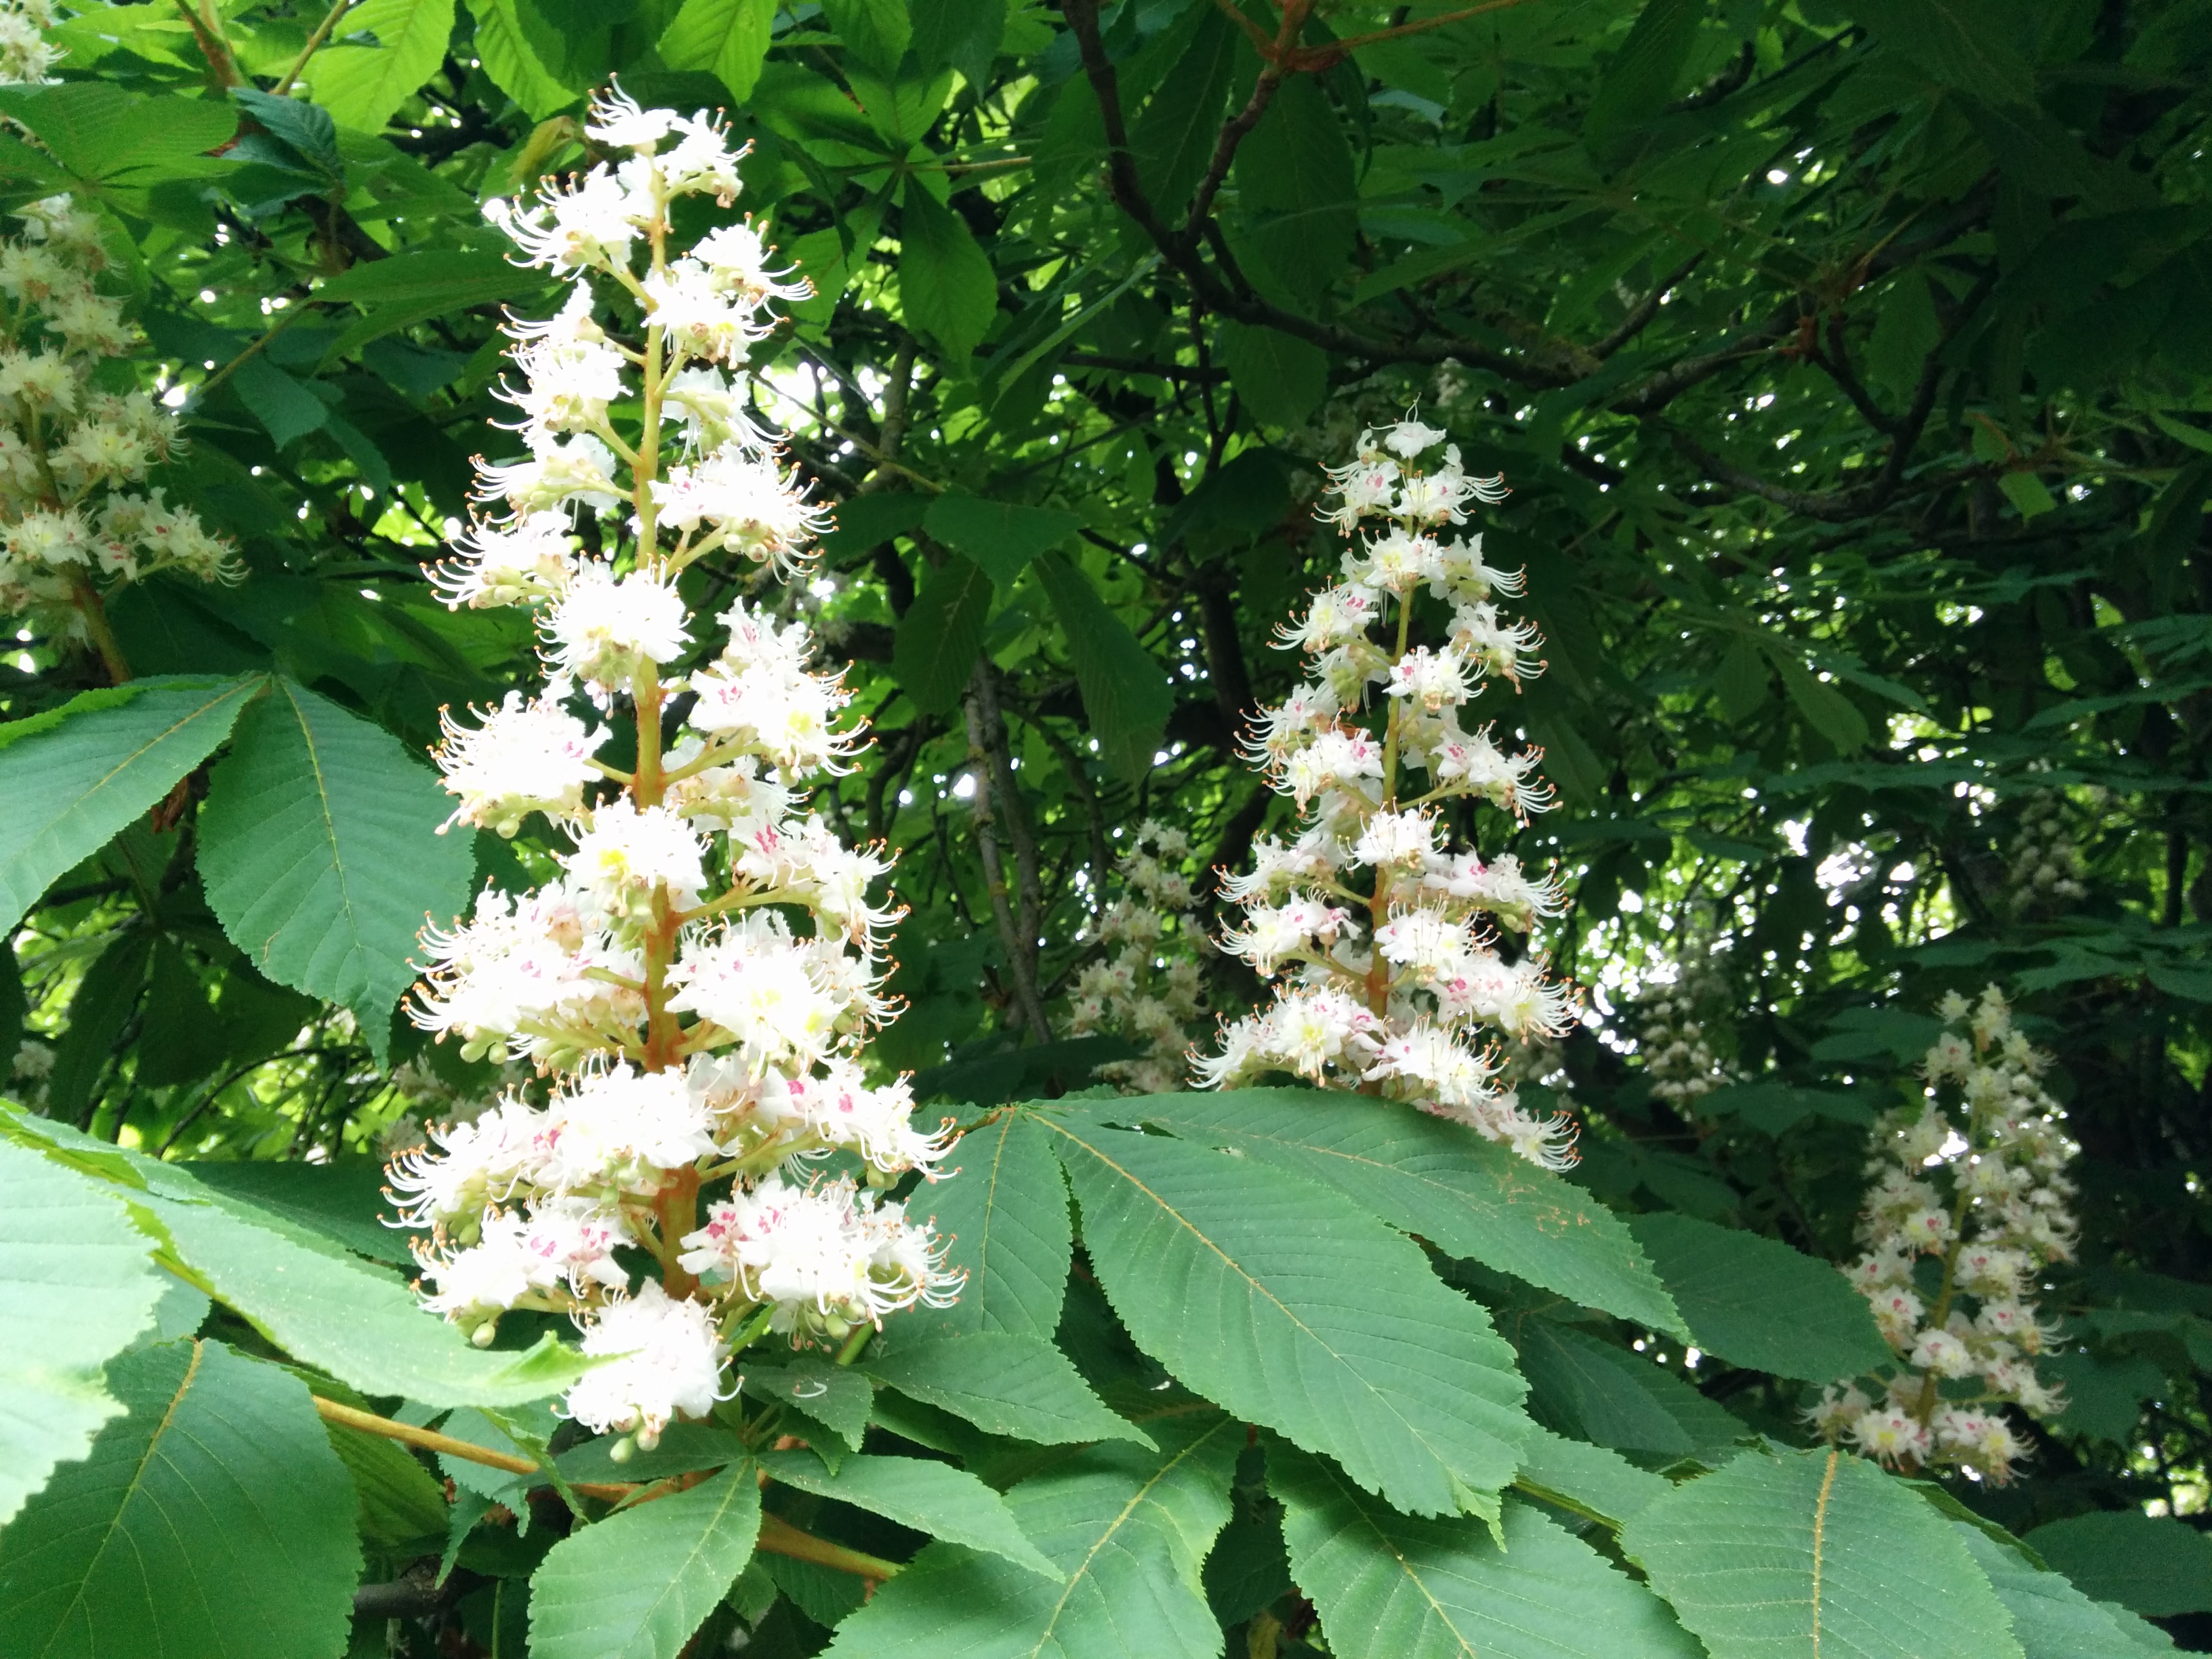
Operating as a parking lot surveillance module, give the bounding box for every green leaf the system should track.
[739,1359,876,1451]
[657,0,776,102]
[325,1416,450,1549]
[922,494,1084,589]
[867,1330,1149,1446]
[2022,1511,2212,1617]
[1954,1522,2179,1658]
[197,676,475,1047]
[0,85,234,192]
[317,247,537,308]
[1771,651,1870,753]
[308,0,459,132]
[1517,1322,1743,1458]
[821,1414,1239,1659]
[1217,321,1328,429]
[1851,0,2037,106]
[1999,471,2060,519]
[909,1109,1071,1338]
[529,1468,762,1659]
[1620,1445,2026,1659]
[897,182,997,361]
[464,0,579,117]
[1627,1212,1893,1380]
[758,1450,1059,1579]
[0,674,262,936]
[231,354,330,447]
[890,554,994,716]
[849,64,957,150]
[1713,637,1769,722]
[180,1158,415,1266]
[44,930,152,1126]
[1512,1425,1673,1527]
[1231,75,1354,298]
[822,0,912,75]
[0,1340,363,1659]
[1126,1089,1681,1334]
[909,0,1005,84]
[821,491,929,560]
[0,1141,163,1528]
[1046,1115,1532,1519]
[1582,0,1701,152]
[1033,554,1174,785]
[1128,3,1238,219]
[1274,1443,1702,1659]
[133,1184,590,1408]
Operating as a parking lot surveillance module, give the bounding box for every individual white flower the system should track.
[564,1282,732,1441]
[430,513,578,610]
[561,798,708,921]
[540,560,691,688]
[692,220,813,308]
[537,1063,720,1193]
[435,691,606,835]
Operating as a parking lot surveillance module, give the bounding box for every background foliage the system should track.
[2,0,2211,1653]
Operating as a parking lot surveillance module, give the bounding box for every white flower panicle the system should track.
[1067,820,1206,1096]
[1199,419,1578,1168]
[394,89,960,1452]
[2006,792,2089,916]
[0,161,237,634]
[1635,943,1739,1109]
[1810,987,2078,1485]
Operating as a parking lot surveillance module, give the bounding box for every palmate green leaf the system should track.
[530,1468,761,1659]
[1627,1212,1892,1380]
[923,494,1084,590]
[821,1414,1239,1659]
[741,1357,876,1451]
[1620,1445,2026,1659]
[325,1417,449,1550]
[197,676,474,1052]
[1046,1115,1532,1519]
[0,1340,362,1659]
[911,1109,1071,1338]
[0,1141,162,1528]
[0,674,262,935]
[1954,1523,2178,1656]
[1033,554,1174,784]
[316,249,551,361]
[867,1330,1149,1446]
[2022,1510,2212,1617]
[1581,0,1700,152]
[657,0,776,102]
[1125,1089,1681,1333]
[1273,1443,1703,1659]
[897,182,996,362]
[1849,0,2037,106]
[306,0,458,132]
[890,555,994,716]
[757,1450,1060,1579]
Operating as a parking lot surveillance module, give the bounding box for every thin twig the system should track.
[274,0,359,96]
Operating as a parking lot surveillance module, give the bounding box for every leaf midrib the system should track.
[1046,1120,1481,1500]
[39,1338,205,1658]
[1027,1417,1233,1659]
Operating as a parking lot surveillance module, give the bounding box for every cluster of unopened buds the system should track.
[390,89,961,1452]
[1635,944,1738,1109]
[1810,986,2078,1483]
[0,188,235,628]
[1066,819,1206,1096]
[2006,792,2089,915]
[1196,417,1580,1169]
